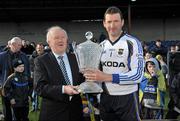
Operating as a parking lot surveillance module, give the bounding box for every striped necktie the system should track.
[58,56,71,85]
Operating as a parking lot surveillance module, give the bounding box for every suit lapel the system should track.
[49,52,59,68]
[49,52,64,80]
[67,53,79,85]
[48,52,79,85]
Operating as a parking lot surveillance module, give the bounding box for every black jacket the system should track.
[29,51,39,72]
[34,52,84,121]
[0,50,30,85]
[3,72,33,107]
[170,72,180,109]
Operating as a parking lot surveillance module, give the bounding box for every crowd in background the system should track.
[0,36,179,121]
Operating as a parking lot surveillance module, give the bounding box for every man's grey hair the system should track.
[7,40,11,45]
[46,26,68,43]
[10,37,22,44]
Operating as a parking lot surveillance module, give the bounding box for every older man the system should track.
[34,26,84,121]
[0,37,30,121]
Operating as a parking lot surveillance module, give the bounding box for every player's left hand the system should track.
[83,69,112,82]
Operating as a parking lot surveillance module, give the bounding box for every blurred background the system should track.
[0,0,180,45]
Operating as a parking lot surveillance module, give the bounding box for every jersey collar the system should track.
[108,31,126,46]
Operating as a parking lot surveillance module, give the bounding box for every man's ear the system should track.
[103,20,106,28]
[121,19,124,27]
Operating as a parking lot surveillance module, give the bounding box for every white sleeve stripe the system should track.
[118,34,144,82]
[119,59,143,78]
[119,60,144,81]
[119,67,143,83]
[135,39,143,54]
[126,34,143,53]
[119,60,143,80]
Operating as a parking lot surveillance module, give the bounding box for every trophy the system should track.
[75,31,103,94]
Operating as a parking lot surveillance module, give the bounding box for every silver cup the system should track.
[75,31,103,93]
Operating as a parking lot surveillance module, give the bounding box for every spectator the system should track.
[21,40,35,55]
[142,42,150,55]
[166,46,180,119]
[144,51,153,61]
[175,42,180,51]
[30,42,36,49]
[139,58,166,119]
[149,39,167,58]
[168,44,180,85]
[29,43,45,75]
[3,58,33,121]
[29,43,45,112]
[170,44,176,53]
[166,72,180,119]
[0,37,30,121]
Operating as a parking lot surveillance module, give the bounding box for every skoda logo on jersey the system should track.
[118,49,124,55]
[102,61,125,68]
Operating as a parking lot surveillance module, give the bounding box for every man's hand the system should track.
[64,85,79,95]
[83,69,112,82]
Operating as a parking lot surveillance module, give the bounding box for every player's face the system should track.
[103,13,124,38]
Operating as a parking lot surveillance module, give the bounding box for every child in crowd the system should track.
[139,58,166,119]
[3,58,33,121]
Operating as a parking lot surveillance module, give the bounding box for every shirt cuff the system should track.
[62,85,65,93]
[112,74,120,84]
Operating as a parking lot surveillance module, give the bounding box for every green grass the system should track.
[29,111,39,121]
[28,102,40,121]
[0,92,179,121]
[0,97,40,121]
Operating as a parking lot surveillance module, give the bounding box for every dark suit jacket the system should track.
[34,52,84,121]
[0,50,30,85]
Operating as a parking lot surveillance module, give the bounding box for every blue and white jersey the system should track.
[100,33,144,95]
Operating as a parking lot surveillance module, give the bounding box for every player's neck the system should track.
[109,31,123,42]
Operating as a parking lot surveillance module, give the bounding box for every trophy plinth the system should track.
[75,31,103,94]
[77,82,103,94]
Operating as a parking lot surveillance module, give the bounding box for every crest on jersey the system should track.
[118,49,124,55]
[14,77,18,82]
